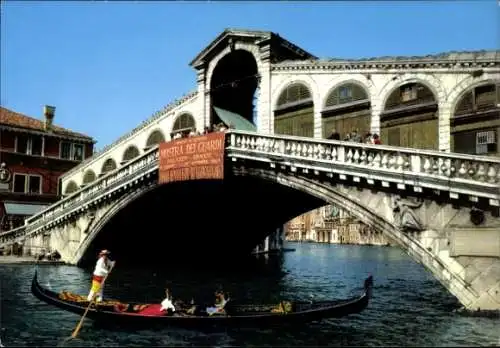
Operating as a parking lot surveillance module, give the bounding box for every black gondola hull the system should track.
[31,271,373,329]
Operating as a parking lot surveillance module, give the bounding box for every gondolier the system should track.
[87,249,115,302]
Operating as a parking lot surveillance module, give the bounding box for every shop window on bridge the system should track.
[64,181,78,195]
[322,83,371,139]
[13,173,42,194]
[145,130,166,148]
[274,82,314,138]
[453,129,498,156]
[15,135,43,156]
[171,113,196,138]
[380,82,438,150]
[122,145,140,162]
[451,82,500,156]
[82,170,96,185]
[101,158,117,174]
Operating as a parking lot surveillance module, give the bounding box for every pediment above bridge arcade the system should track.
[189,28,317,70]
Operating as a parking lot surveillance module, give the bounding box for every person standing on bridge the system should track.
[87,249,115,302]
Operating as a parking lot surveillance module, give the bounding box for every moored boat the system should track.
[31,271,373,328]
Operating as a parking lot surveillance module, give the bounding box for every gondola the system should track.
[31,271,373,328]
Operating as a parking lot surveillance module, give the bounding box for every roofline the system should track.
[190,29,269,67]
[190,28,318,68]
[272,50,500,66]
[0,124,96,143]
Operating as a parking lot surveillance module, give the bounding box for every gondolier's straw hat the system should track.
[99,249,110,255]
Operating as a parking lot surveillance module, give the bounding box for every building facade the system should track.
[284,205,391,246]
[0,106,95,232]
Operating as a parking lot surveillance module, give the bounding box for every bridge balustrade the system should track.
[1,130,499,247]
[226,131,500,203]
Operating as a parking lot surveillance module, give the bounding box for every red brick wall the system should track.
[44,137,60,157]
[85,143,94,158]
[7,164,66,195]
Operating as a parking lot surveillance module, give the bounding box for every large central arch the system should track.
[209,50,259,127]
[75,174,324,267]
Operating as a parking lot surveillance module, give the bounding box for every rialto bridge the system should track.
[1,29,499,312]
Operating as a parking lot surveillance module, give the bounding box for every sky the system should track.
[1,1,499,150]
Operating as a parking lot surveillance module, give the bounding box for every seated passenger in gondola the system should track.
[160,288,176,315]
[206,290,230,316]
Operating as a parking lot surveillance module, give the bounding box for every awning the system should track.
[4,203,48,216]
[213,107,257,132]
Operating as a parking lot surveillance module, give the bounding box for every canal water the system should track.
[1,243,498,347]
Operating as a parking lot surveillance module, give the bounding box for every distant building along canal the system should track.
[285,205,391,246]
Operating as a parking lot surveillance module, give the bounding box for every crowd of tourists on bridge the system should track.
[328,128,381,145]
[171,122,234,140]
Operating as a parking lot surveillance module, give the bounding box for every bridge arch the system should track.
[379,78,440,150]
[209,49,259,127]
[101,158,117,175]
[75,167,425,269]
[82,170,96,185]
[145,129,166,148]
[229,167,472,302]
[171,112,196,138]
[449,79,500,156]
[321,80,372,139]
[71,184,159,265]
[122,145,140,162]
[64,181,79,195]
[273,81,315,138]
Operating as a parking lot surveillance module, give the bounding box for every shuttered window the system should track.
[325,83,368,108]
[276,83,312,108]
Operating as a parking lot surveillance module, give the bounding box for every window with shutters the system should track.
[454,83,499,116]
[82,170,96,184]
[59,142,85,161]
[384,83,436,110]
[476,130,497,155]
[101,158,117,174]
[453,129,497,155]
[146,130,166,147]
[122,146,140,162]
[12,173,42,194]
[172,113,196,133]
[15,135,43,156]
[325,83,368,108]
[276,83,312,108]
[64,181,78,195]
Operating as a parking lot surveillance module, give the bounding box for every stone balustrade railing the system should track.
[225,131,500,204]
[1,130,499,247]
[0,146,160,246]
[0,225,27,246]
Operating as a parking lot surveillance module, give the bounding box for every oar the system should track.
[70,262,115,339]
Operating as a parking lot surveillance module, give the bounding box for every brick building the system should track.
[0,105,95,231]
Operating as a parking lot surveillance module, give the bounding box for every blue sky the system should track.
[1,1,498,149]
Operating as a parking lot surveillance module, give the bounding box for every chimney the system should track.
[43,105,56,131]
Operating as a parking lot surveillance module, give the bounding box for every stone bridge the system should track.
[1,28,499,312]
[1,131,500,311]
